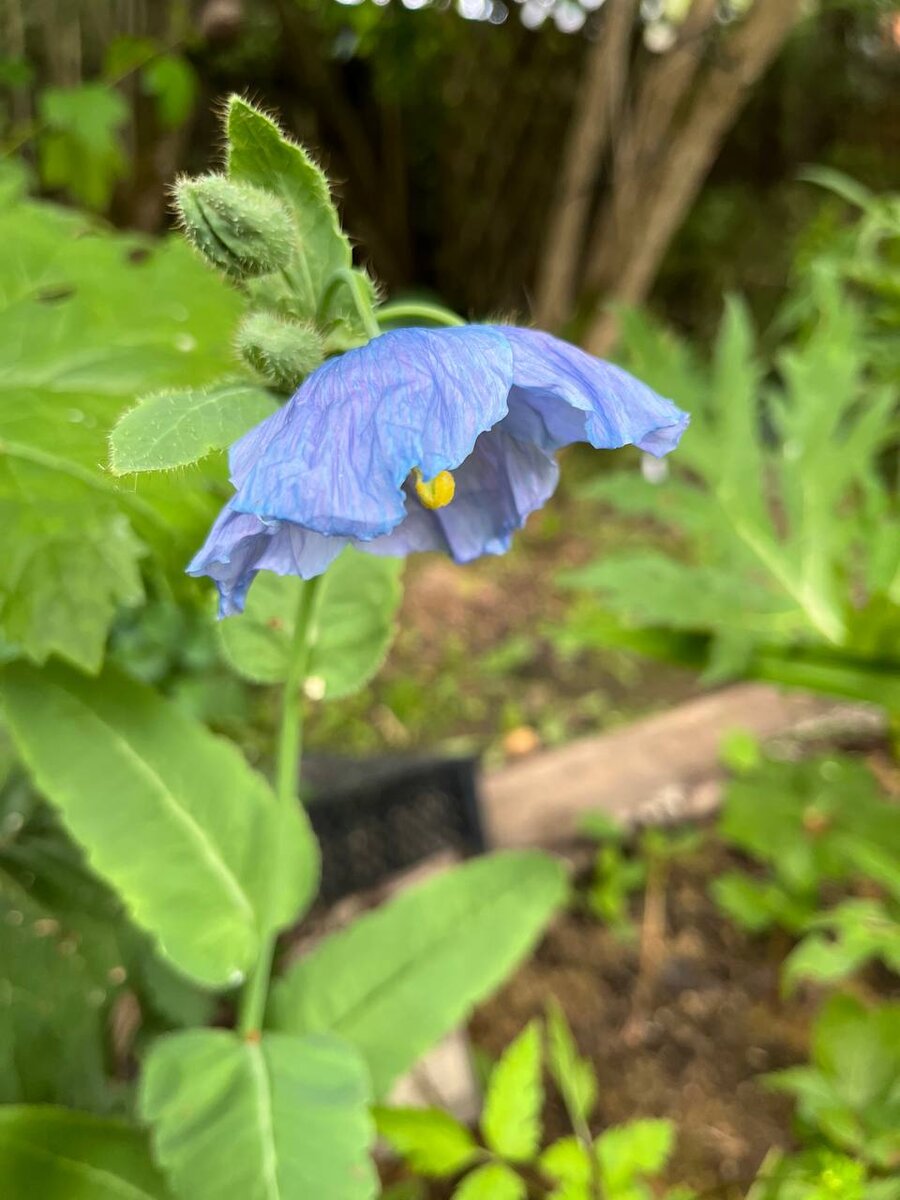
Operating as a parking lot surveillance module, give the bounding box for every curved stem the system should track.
[322,267,381,341]
[237,575,325,1038]
[375,301,465,328]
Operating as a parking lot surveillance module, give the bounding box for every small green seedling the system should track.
[375,1007,691,1200]
[578,812,646,940]
[782,898,900,995]
[719,728,763,776]
[712,755,897,938]
[578,812,702,943]
[766,996,900,1172]
[747,1147,897,1200]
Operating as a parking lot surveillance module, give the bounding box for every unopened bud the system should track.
[236,311,325,391]
[174,174,295,279]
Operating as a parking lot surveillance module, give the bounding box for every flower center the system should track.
[413,467,455,510]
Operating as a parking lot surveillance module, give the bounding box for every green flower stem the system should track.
[374,301,465,328]
[324,268,381,341]
[279,261,315,317]
[237,574,325,1038]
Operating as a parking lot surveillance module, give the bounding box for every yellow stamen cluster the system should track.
[413,468,456,510]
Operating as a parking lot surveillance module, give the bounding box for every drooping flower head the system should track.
[190,325,689,615]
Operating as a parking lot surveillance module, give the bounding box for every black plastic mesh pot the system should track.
[303,755,485,903]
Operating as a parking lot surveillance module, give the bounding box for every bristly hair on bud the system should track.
[173,174,296,280]
[235,311,326,392]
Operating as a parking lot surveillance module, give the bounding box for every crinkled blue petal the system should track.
[358,483,446,558]
[230,325,514,539]
[433,422,559,561]
[500,326,689,456]
[187,502,347,617]
[359,422,560,564]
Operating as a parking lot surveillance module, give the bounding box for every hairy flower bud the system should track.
[174,174,295,279]
[236,311,325,392]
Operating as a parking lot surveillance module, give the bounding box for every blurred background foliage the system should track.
[2,0,898,340]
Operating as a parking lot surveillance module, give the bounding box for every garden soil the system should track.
[471,841,813,1198]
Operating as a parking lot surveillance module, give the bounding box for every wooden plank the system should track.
[482,684,839,847]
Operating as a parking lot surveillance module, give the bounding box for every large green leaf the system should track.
[141,1028,376,1200]
[0,782,211,1108]
[226,97,351,317]
[0,1107,171,1199]
[109,381,278,474]
[268,851,567,1096]
[0,457,145,673]
[0,661,318,988]
[0,821,122,1109]
[0,191,241,671]
[218,549,403,700]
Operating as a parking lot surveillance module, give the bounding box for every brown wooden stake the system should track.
[582,0,806,355]
[533,0,639,331]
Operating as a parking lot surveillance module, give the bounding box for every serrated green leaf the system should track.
[0,660,318,987]
[615,307,705,414]
[783,900,900,993]
[218,549,403,700]
[812,997,900,1115]
[451,1163,526,1200]
[268,851,567,1096]
[709,296,767,532]
[559,553,790,638]
[748,1148,867,1200]
[711,872,814,935]
[540,1137,592,1187]
[0,1107,172,1199]
[481,1021,543,1162]
[141,1029,376,1200]
[109,381,278,474]
[374,1107,479,1177]
[546,1003,597,1128]
[576,279,900,697]
[226,97,351,317]
[575,471,709,537]
[596,1119,675,1191]
[766,996,900,1169]
[0,463,145,673]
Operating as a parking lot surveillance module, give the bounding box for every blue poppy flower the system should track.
[189,324,689,615]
